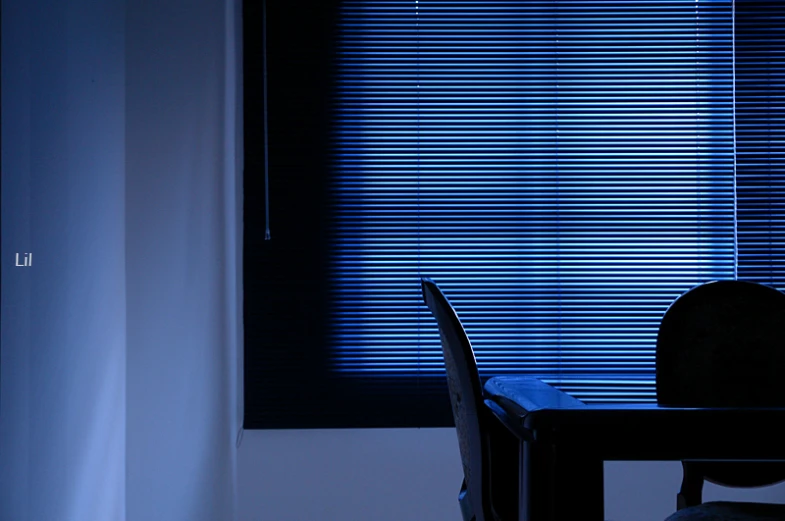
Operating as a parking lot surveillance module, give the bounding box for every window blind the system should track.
[735,1,785,287]
[331,0,736,403]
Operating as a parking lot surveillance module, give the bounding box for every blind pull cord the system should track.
[263,0,271,240]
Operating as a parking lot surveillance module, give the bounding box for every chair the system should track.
[421,277,516,521]
[657,280,785,520]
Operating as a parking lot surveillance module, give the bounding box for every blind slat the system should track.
[331,0,735,402]
[735,2,785,285]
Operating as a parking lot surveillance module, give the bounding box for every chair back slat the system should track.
[422,277,491,521]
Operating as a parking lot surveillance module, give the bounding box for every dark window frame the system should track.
[242,0,783,430]
[242,0,453,428]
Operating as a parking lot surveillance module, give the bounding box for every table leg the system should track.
[487,413,520,520]
[553,445,604,520]
[521,440,604,521]
[521,440,554,521]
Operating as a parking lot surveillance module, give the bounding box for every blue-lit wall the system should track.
[1,0,242,520]
[124,0,241,519]
[0,0,127,518]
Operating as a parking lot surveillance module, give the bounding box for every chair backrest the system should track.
[657,279,785,489]
[421,277,492,521]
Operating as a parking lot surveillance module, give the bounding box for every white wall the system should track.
[124,0,240,519]
[238,430,785,521]
[237,429,465,521]
[0,0,127,520]
[2,0,240,520]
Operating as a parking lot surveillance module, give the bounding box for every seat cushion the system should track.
[666,501,785,521]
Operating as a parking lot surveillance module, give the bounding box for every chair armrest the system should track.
[485,398,534,441]
[484,376,586,416]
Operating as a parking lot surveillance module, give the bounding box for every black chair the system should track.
[421,277,516,521]
[658,280,785,520]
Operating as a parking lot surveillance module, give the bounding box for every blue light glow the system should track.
[331,0,735,402]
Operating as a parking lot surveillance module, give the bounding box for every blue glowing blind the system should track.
[735,2,785,287]
[331,0,735,402]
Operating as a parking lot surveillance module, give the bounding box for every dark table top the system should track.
[484,376,785,460]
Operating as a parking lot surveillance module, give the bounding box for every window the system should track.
[243,0,779,429]
[734,1,785,286]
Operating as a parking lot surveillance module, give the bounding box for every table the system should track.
[483,376,785,521]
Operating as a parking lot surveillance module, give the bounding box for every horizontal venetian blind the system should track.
[735,1,785,287]
[331,0,735,404]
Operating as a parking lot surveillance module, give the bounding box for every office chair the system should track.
[421,277,516,521]
[658,280,785,520]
